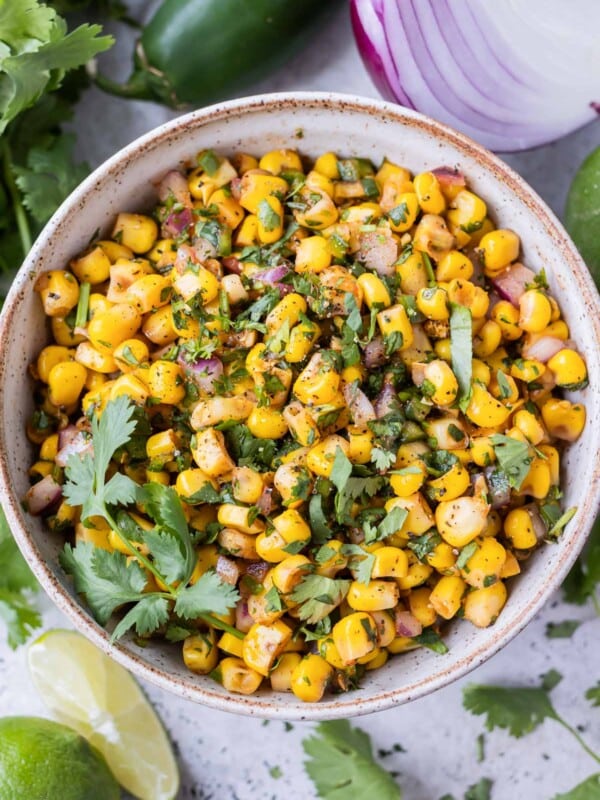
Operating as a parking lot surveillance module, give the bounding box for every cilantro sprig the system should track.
[0,505,41,648]
[60,398,240,640]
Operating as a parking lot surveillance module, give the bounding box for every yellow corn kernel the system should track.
[70,246,112,284]
[147,360,185,405]
[313,151,339,179]
[365,611,393,648]
[396,252,429,295]
[36,346,74,383]
[491,301,522,341]
[500,551,521,579]
[272,508,311,548]
[191,396,254,430]
[314,540,348,578]
[306,435,349,478]
[447,190,487,234]
[547,348,587,388]
[470,436,495,467]
[270,652,303,693]
[218,504,265,535]
[217,632,244,659]
[377,304,414,350]
[266,292,307,334]
[429,576,467,619]
[472,320,502,359]
[247,406,288,439]
[175,468,217,503]
[479,229,520,272]
[332,612,377,665]
[382,192,417,233]
[258,148,302,175]
[239,171,288,214]
[295,187,340,229]
[509,359,545,385]
[518,290,552,333]
[254,530,288,563]
[418,359,458,406]
[389,462,426,497]
[182,630,219,675]
[74,342,117,374]
[145,429,178,466]
[39,433,59,462]
[463,581,507,628]
[88,304,142,353]
[512,409,544,445]
[142,305,179,346]
[427,462,470,502]
[207,188,244,230]
[409,587,437,627]
[465,383,511,428]
[414,171,446,214]
[234,214,258,247]
[346,427,374,465]
[35,270,80,317]
[112,213,157,254]
[215,657,263,695]
[256,195,284,244]
[436,496,489,548]
[377,159,410,186]
[242,620,292,677]
[541,398,585,442]
[109,374,149,405]
[357,272,391,309]
[461,538,507,589]
[368,547,408,579]
[503,507,538,549]
[97,239,133,263]
[416,287,449,321]
[284,320,320,364]
[386,493,435,538]
[271,555,312,594]
[192,428,235,477]
[427,541,458,573]
[295,235,332,273]
[29,461,54,480]
[538,444,560,484]
[273,461,310,509]
[147,237,176,265]
[113,338,149,372]
[294,353,340,406]
[48,361,87,407]
[544,320,570,340]
[387,636,419,654]
[106,258,153,303]
[172,266,219,306]
[519,458,551,499]
[436,250,474,282]
[231,152,258,175]
[318,637,346,669]
[290,654,333,703]
[125,274,171,314]
[230,466,263,505]
[347,580,399,612]
[396,552,434,588]
[218,528,258,561]
[282,402,320,447]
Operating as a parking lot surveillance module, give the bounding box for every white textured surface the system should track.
[2,3,600,798]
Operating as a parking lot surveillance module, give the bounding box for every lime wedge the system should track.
[28,629,179,800]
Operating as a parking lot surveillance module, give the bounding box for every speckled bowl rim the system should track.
[1,91,600,721]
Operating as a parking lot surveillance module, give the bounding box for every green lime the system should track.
[565,145,600,284]
[0,716,120,800]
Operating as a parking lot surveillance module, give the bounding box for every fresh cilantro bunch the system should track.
[59,397,240,641]
[0,505,41,647]
[0,0,113,288]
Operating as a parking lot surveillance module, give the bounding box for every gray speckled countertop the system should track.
[1,4,600,799]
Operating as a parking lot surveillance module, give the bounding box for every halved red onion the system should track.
[522,336,567,363]
[157,170,192,207]
[395,609,423,638]
[243,560,271,584]
[364,337,386,369]
[56,425,93,467]
[251,264,292,294]
[26,475,62,516]
[342,382,376,427]
[491,263,536,306]
[235,600,254,633]
[178,355,223,394]
[256,486,274,517]
[162,206,194,238]
[432,166,466,189]
[357,230,398,276]
[374,380,397,418]
[216,555,241,586]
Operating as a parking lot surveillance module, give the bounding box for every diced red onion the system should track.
[431,166,466,188]
[222,256,242,274]
[491,263,536,306]
[374,380,397,418]
[178,355,223,394]
[350,0,599,152]
[216,555,241,586]
[26,475,62,515]
[162,207,194,238]
[395,610,423,638]
[230,177,242,201]
[483,468,511,509]
[522,336,567,363]
[56,425,93,467]
[157,170,192,207]
[243,560,271,583]
[411,363,427,388]
[357,230,398,276]
[251,264,292,294]
[364,337,386,369]
[235,600,254,633]
[342,382,376,427]
[524,504,547,543]
[256,486,274,517]
[192,237,217,262]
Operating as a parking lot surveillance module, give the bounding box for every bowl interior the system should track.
[1,93,600,720]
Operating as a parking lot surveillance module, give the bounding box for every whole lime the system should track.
[0,716,120,800]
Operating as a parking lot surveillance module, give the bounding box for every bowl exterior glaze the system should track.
[1,92,599,720]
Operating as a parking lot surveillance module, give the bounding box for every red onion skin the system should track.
[177,355,223,394]
[490,263,536,306]
[374,380,397,418]
[522,336,567,363]
[157,170,192,207]
[162,207,194,238]
[364,337,386,369]
[235,600,254,633]
[26,475,62,515]
[395,610,423,638]
[431,166,466,188]
[252,264,293,294]
[243,561,270,584]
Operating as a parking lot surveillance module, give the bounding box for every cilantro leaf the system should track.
[330,447,353,492]
[111,594,170,641]
[174,570,239,620]
[464,778,493,800]
[257,198,281,232]
[0,588,41,649]
[309,494,333,544]
[585,682,600,708]
[414,628,448,654]
[552,774,600,800]
[341,544,375,585]
[142,529,188,586]
[302,720,402,800]
[371,447,396,472]
[463,681,558,738]
[563,515,600,605]
[138,483,196,583]
[290,574,350,624]
[374,506,408,542]
[545,620,582,639]
[450,303,472,411]
[489,434,532,490]
[0,507,40,647]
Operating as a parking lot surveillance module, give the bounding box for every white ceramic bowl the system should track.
[1,92,599,720]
